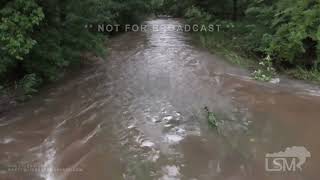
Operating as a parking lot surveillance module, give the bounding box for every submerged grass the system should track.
[204,106,218,128]
[194,32,257,69]
[286,67,320,83]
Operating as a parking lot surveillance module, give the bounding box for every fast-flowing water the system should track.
[1,18,320,180]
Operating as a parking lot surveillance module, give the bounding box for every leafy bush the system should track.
[266,0,320,63]
[252,55,276,82]
[18,73,42,97]
[0,0,44,60]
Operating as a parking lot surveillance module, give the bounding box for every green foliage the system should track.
[287,67,320,82]
[0,0,44,80]
[151,0,164,15]
[208,112,218,128]
[252,55,276,81]
[204,107,218,128]
[0,0,151,99]
[266,0,320,62]
[0,0,44,60]
[155,0,195,17]
[185,6,212,25]
[243,0,320,66]
[18,73,42,97]
[157,0,320,80]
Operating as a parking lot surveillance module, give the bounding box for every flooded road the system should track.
[1,19,320,180]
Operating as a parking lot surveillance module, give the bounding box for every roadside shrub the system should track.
[18,73,42,99]
[252,55,276,81]
[267,0,320,64]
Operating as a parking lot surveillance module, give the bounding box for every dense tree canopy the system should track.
[0,0,150,96]
[154,0,320,68]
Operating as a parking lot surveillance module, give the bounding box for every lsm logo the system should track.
[265,146,311,172]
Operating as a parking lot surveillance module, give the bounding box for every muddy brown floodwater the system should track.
[1,18,320,180]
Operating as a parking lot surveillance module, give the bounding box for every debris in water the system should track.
[0,137,15,144]
[163,116,174,122]
[160,165,181,179]
[204,107,218,128]
[152,117,161,123]
[148,149,160,162]
[128,124,135,129]
[141,140,155,148]
[173,127,186,134]
[270,78,280,84]
[165,134,184,143]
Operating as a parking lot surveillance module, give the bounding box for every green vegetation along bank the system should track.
[0,0,152,100]
[153,0,320,82]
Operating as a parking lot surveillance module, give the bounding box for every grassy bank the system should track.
[193,30,320,83]
[152,0,320,83]
[193,31,256,68]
